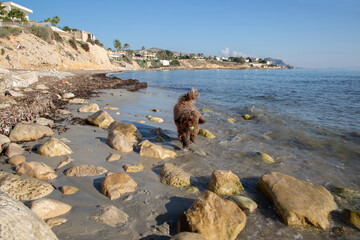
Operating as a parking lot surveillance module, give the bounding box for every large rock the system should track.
[101,173,137,200]
[28,198,72,220]
[0,190,58,240]
[0,171,53,201]
[78,103,100,113]
[106,130,134,153]
[37,137,73,157]
[9,123,53,142]
[171,232,206,240]
[0,71,38,93]
[108,121,142,142]
[64,165,107,177]
[207,170,244,196]
[62,92,75,99]
[160,163,191,188]
[139,140,177,160]
[7,155,26,166]
[87,110,114,128]
[92,205,129,227]
[257,172,338,229]
[178,190,246,240]
[0,134,10,152]
[36,118,54,127]
[343,208,360,229]
[16,162,57,180]
[5,143,24,158]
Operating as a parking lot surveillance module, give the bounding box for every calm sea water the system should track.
[115,69,360,239]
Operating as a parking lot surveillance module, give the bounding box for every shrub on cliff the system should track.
[69,38,77,50]
[53,31,63,43]
[81,42,90,52]
[170,60,180,66]
[0,27,22,38]
[30,25,52,43]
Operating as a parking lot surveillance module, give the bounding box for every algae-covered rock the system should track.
[343,209,360,229]
[256,152,275,163]
[243,114,251,120]
[199,129,215,139]
[207,170,244,196]
[160,163,191,188]
[200,109,212,113]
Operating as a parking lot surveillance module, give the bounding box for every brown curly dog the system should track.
[174,88,206,148]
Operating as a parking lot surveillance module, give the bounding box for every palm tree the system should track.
[51,16,60,27]
[142,46,145,51]
[113,39,122,54]
[123,43,130,51]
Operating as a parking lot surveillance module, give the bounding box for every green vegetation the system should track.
[0,1,7,20]
[1,48,5,55]
[151,60,162,68]
[30,25,52,43]
[170,60,180,66]
[123,43,130,50]
[156,50,174,60]
[0,26,22,38]
[6,9,27,21]
[69,37,78,50]
[229,57,245,64]
[53,31,63,43]
[136,60,147,68]
[44,16,60,26]
[80,42,90,52]
[113,39,121,52]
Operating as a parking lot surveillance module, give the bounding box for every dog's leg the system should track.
[182,133,190,148]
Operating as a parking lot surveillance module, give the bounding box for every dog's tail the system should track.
[178,88,199,103]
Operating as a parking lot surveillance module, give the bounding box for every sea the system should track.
[114,69,360,239]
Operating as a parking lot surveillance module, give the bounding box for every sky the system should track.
[8,0,360,68]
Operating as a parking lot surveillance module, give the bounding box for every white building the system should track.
[1,2,33,20]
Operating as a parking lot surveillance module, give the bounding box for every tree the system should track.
[7,9,27,21]
[62,26,71,32]
[0,2,7,20]
[113,39,122,53]
[156,50,174,60]
[123,43,130,51]
[44,17,52,22]
[51,16,60,27]
[141,46,145,51]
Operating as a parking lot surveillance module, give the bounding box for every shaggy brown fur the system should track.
[174,88,206,148]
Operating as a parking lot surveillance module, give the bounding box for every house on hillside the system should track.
[1,2,33,20]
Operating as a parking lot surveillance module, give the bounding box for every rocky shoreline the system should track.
[0,71,359,239]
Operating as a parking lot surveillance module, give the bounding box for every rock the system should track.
[28,198,72,220]
[46,217,68,228]
[0,134,11,152]
[35,84,49,90]
[0,190,58,240]
[0,171,53,201]
[199,129,215,139]
[139,140,177,160]
[116,112,120,115]
[255,152,275,163]
[36,118,54,127]
[227,118,236,123]
[151,127,171,140]
[200,109,212,113]
[178,190,246,240]
[231,195,258,213]
[62,92,75,99]
[16,162,57,180]
[60,186,79,195]
[9,123,53,142]
[208,170,244,196]
[150,109,160,112]
[64,165,107,177]
[107,153,121,162]
[7,155,26,166]
[87,110,114,128]
[146,115,152,119]
[257,172,338,229]
[55,156,74,171]
[108,121,142,142]
[37,137,73,157]
[101,173,137,200]
[106,130,134,153]
[160,163,191,188]
[187,186,201,194]
[149,117,164,123]
[69,98,88,104]
[5,89,23,97]
[243,114,251,120]
[5,143,24,158]
[343,209,360,229]
[92,205,129,227]
[104,106,119,110]
[56,109,71,115]
[171,232,206,240]
[0,103,11,109]
[78,103,100,113]
[137,120,146,124]
[123,163,144,172]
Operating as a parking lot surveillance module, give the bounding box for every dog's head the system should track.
[179,115,198,132]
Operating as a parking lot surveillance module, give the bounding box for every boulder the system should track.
[108,121,142,142]
[257,172,338,229]
[69,98,88,104]
[37,137,73,157]
[62,92,75,99]
[28,198,72,220]
[178,190,246,240]
[87,110,114,128]
[106,130,134,153]
[9,123,53,142]
[160,163,191,188]
[149,117,164,123]
[78,103,100,113]
[171,232,206,240]
[60,186,79,195]
[208,170,244,196]
[0,134,10,152]
[36,118,54,127]
[231,195,258,213]
[5,143,24,158]
[0,171,53,201]
[5,89,23,97]
[16,162,57,180]
[199,129,215,139]
[101,173,137,200]
[0,190,58,240]
[64,165,107,177]
[106,153,122,162]
[46,217,68,228]
[123,163,144,172]
[7,155,26,166]
[139,140,177,160]
[92,205,129,227]
[343,209,360,229]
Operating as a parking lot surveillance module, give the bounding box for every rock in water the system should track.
[207,170,244,196]
[343,209,360,229]
[16,162,57,180]
[64,165,107,177]
[92,205,129,227]
[255,152,275,163]
[139,140,177,160]
[257,172,337,229]
[108,121,142,142]
[87,110,114,128]
[149,117,164,123]
[0,171,53,201]
[28,198,72,219]
[199,129,215,139]
[160,163,191,188]
[69,98,88,104]
[106,130,134,153]
[37,137,73,157]
[231,195,258,213]
[0,190,58,240]
[78,103,100,112]
[178,190,246,240]
[9,123,53,142]
[101,173,137,200]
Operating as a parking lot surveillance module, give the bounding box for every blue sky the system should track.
[9,0,360,68]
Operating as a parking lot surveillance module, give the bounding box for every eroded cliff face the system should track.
[0,33,121,71]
